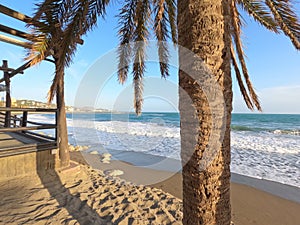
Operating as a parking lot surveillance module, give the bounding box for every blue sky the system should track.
[0,1,300,114]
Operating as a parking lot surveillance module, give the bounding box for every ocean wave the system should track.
[28,113,300,188]
[231,125,300,136]
[272,129,300,136]
[231,125,258,132]
[94,121,180,138]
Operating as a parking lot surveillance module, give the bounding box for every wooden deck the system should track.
[0,108,59,180]
[0,131,57,157]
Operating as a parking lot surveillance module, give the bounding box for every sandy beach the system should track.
[0,151,299,225]
[73,152,300,225]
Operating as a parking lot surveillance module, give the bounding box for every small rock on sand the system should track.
[90,151,99,155]
[105,169,124,177]
[102,153,112,158]
[69,144,90,152]
[102,159,111,164]
[68,145,75,152]
[101,153,112,163]
[81,146,90,151]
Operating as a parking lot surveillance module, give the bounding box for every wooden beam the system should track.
[8,60,31,78]
[0,34,31,48]
[0,107,57,112]
[0,124,57,132]
[0,60,30,83]
[0,4,84,47]
[0,4,31,23]
[0,24,32,40]
[0,66,23,73]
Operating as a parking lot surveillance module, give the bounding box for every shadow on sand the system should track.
[36,150,109,224]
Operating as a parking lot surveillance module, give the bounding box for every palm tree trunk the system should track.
[55,63,70,168]
[178,0,232,224]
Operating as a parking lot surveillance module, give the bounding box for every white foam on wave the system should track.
[30,114,300,188]
[27,113,74,138]
[28,113,73,125]
[273,129,300,136]
[72,119,300,187]
[72,120,181,159]
[231,131,300,187]
[95,121,180,138]
[232,131,299,154]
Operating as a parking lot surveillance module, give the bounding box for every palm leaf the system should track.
[117,0,137,84]
[47,62,62,102]
[116,0,177,114]
[237,0,279,32]
[25,32,50,65]
[133,56,144,116]
[266,0,300,49]
[230,44,254,110]
[154,0,170,78]
[165,0,177,44]
[28,0,110,102]
[231,1,262,111]
[131,0,150,115]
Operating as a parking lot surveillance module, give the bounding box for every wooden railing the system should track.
[0,107,58,143]
[0,112,6,125]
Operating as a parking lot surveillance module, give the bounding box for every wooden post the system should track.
[13,115,17,127]
[2,60,11,127]
[21,111,28,127]
[55,109,58,146]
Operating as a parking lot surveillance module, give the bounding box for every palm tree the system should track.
[28,0,300,224]
[26,0,110,167]
[118,0,300,224]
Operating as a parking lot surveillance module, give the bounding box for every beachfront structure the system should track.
[0,4,62,179]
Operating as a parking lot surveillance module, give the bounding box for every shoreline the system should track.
[77,150,300,203]
[71,151,300,225]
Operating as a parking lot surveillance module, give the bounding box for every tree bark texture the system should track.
[178,0,232,224]
[55,61,70,168]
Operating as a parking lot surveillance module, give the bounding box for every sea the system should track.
[29,112,300,188]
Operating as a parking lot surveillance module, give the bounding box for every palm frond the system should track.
[25,32,49,65]
[28,0,110,102]
[117,0,137,84]
[117,0,176,114]
[25,0,62,65]
[154,0,170,78]
[133,61,144,116]
[31,0,64,30]
[231,1,262,111]
[237,0,279,32]
[47,66,61,103]
[266,0,300,49]
[131,0,150,115]
[230,44,254,110]
[55,0,110,71]
[165,0,177,44]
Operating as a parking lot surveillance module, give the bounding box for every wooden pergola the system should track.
[0,4,60,179]
[0,4,56,120]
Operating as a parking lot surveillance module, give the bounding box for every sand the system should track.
[0,151,299,225]
[152,173,300,225]
[0,162,182,225]
[71,152,300,225]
